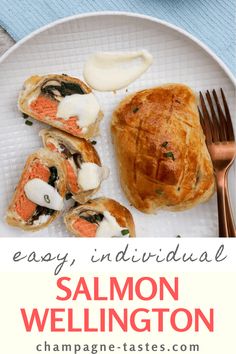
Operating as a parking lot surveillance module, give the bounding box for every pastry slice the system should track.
[64,198,135,238]
[40,128,109,203]
[6,149,66,231]
[18,74,103,138]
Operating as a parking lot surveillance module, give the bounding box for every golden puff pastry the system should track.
[64,197,135,238]
[18,74,103,139]
[40,128,109,204]
[111,84,215,213]
[6,148,66,231]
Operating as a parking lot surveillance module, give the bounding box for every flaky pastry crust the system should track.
[111,84,215,213]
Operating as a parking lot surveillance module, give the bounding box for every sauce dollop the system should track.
[83,50,153,91]
[56,93,100,128]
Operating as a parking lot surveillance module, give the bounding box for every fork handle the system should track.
[215,170,228,237]
[225,169,236,237]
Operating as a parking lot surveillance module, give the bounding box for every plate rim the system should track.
[0,11,235,87]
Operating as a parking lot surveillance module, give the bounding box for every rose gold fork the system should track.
[199,89,236,237]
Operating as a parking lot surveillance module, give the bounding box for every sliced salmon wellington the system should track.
[72,218,98,237]
[13,160,50,222]
[30,95,82,136]
[40,128,106,204]
[64,197,136,238]
[30,95,58,119]
[18,74,104,139]
[6,148,67,232]
[46,142,57,152]
[65,160,79,194]
[44,132,80,195]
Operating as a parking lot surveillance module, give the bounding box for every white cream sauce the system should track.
[33,214,51,226]
[83,50,153,91]
[77,163,109,191]
[56,93,100,128]
[24,178,63,211]
[96,211,129,238]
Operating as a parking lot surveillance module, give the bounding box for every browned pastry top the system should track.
[111,84,215,213]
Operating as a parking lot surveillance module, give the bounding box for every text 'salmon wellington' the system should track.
[20,276,214,333]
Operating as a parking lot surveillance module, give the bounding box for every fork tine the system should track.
[198,107,210,143]
[198,107,205,128]
[198,107,205,127]
[199,109,212,145]
[206,90,221,141]
[220,88,235,141]
[199,91,213,143]
[212,89,229,142]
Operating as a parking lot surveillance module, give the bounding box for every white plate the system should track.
[0,12,235,237]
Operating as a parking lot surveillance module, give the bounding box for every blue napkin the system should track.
[0,0,235,76]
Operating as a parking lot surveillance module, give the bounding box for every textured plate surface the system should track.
[0,13,235,237]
